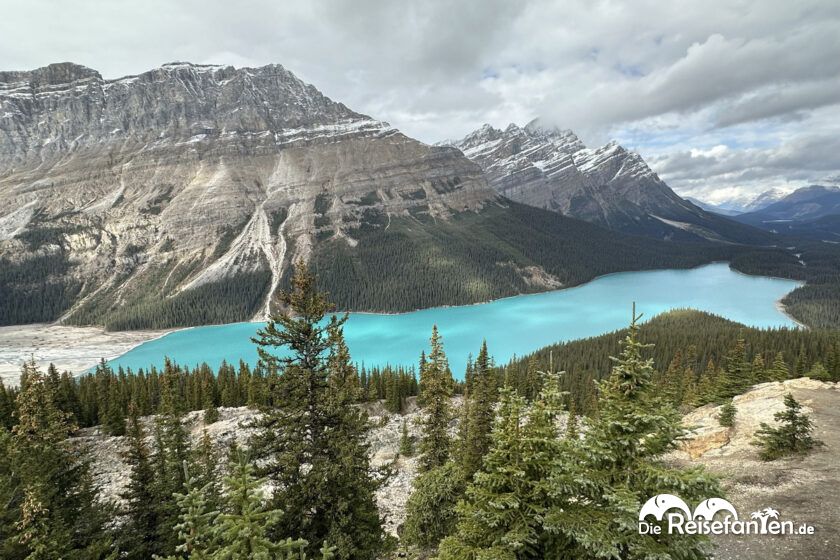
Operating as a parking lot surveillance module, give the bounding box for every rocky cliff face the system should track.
[447,120,768,243]
[0,62,494,324]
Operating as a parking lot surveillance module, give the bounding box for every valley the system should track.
[1,51,839,560]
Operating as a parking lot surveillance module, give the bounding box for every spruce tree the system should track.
[722,337,750,397]
[158,462,217,560]
[104,377,126,436]
[460,340,496,480]
[754,393,822,461]
[152,359,191,556]
[417,326,453,472]
[718,399,737,427]
[248,263,385,559]
[438,374,566,558]
[9,359,114,559]
[399,419,414,457]
[402,461,466,550]
[212,453,333,560]
[769,352,789,382]
[120,404,161,560]
[541,308,721,559]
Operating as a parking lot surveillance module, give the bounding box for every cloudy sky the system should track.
[2,0,839,205]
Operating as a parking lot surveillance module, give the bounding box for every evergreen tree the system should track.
[794,344,808,378]
[399,419,414,457]
[438,373,566,559]
[807,362,830,381]
[769,352,790,382]
[8,359,113,559]
[417,326,453,472]
[200,367,219,424]
[104,376,126,436]
[248,263,385,559]
[120,404,161,560]
[565,399,579,440]
[750,353,766,384]
[191,429,221,511]
[718,400,737,427]
[212,454,334,560]
[152,359,191,556]
[460,340,496,480]
[402,461,466,550]
[754,393,822,461]
[542,308,721,559]
[158,462,217,560]
[722,337,750,397]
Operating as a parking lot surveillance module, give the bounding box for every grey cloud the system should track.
[1,0,839,200]
[714,80,840,128]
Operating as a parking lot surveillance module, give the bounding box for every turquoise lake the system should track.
[107,263,803,378]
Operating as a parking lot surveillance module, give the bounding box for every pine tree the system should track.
[191,429,221,511]
[460,340,496,480]
[438,374,566,558]
[120,404,161,560]
[769,352,789,382]
[248,263,385,559]
[565,399,579,440]
[399,419,414,457]
[402,461,466,550]
[417,326,453,472]
[152,359,191,556]
[794,344,808,378]
[104,376,126,436]
[212,453,334,559]
[754,393,822,461]
[540,308,721,559]
[9,359,114,559]
[807,362,830,381]
[750,353,767,384]
[200,367,219,424]
[722,337,750,397]
[718,399,737,427]
[158,461,217,560]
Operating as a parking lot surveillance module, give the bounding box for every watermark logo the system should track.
[638,494,815,536]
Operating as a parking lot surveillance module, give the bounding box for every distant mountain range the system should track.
[734,185,840,240]
[687,188,790,215]
[445,120,770,244]
[0,62,742,329]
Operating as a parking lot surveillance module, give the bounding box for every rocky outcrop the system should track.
[446,120,770,243]
[673,378,840,560]
[76,398,448,536]
[0,62,495,323]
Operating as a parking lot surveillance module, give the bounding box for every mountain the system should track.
[734,185,840,240]
[446,120,770,244]
[741,188,789,213]
[0,62,736,329]
[685,189,788,215]
[684,197,741,216]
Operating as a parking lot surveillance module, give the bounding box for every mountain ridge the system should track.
[0,61,750,329]
[445,120,772,244]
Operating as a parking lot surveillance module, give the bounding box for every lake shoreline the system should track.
[0,262,805,384]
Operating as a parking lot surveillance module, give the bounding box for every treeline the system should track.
[0,358,420,436]
[732,239,840,329]
[0,254,82,325]
[401,307,725,558]
[68,270,272,330]
[0,265,401,559]
[2,266,838,558]
[500,309,840,415]
[313,202,752,313]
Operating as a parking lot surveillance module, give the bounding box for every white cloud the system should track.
[1,0,839,201]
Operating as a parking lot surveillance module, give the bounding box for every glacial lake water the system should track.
[107,263,803,378]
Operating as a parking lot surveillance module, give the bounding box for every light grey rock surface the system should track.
[0,62,494,322]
